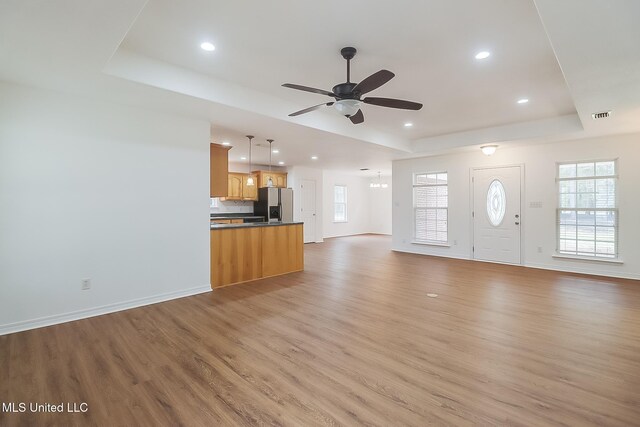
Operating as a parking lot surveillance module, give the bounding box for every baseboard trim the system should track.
[524,262,640,281]
[0,285,212,336]
[392,247,470,261]
[392,247,640,281]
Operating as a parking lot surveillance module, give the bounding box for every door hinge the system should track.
[473,245,475,252]
[472,176,474,183]
[472,211,475,218]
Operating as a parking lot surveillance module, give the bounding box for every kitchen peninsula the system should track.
[210,221,304,288]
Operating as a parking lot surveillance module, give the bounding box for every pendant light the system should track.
[246,135,255,186]
[369,171,388,189]
[266,139,274,187]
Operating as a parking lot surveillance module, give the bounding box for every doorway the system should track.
[301,179,316,243]
[472,166,522,264]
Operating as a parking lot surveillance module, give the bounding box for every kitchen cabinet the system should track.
[210,144,230,198]
[242,174,258,200]
[226,173,244,199]
[210,223,303,288]
[211,219,244,224]
[253,170,288,188]
[223,172,258,201]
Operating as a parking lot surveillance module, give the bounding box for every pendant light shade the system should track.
[266,139,274,187]
[246,135,255,186]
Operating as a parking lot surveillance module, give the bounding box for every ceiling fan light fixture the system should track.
[333,99,361,117]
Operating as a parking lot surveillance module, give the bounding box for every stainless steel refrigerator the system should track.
[254,187,293,222]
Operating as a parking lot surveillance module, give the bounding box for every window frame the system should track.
[555,159,618,260]
[333,184,348,223]
[413,171,449,245]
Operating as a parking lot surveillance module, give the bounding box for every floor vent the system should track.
[592,110,612,119]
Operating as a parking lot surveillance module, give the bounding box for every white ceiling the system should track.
[1,1,639,174]
[120,0,575,139]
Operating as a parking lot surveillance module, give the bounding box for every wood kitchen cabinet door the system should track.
[226,173,244,200]
[275,173,287,188]
[242,174,258,200]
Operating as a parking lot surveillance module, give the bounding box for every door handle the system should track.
[515,222,520,225]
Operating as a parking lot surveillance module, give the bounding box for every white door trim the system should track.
[469,164,525,265]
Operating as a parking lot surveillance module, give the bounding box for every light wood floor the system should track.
[2,235,640,426]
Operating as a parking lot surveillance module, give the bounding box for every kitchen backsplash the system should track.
[210,198,253,213]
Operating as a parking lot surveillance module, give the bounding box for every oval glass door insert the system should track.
[486,179,506,226]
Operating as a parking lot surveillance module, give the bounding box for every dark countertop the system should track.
[210,214,265,220]
[211,221,303,230]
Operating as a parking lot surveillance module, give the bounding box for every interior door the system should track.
[473,166,521,264]
[301,179,316,243]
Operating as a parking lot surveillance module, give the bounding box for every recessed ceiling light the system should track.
[272,149,279,154]
[278,161,285,165]
[475,51,490,60]
[311,156,318,160]
[517,98,529,104]
[221,141,230,146]
[404,122,413,127]
[200,42,215,52]
[240,156,247,160]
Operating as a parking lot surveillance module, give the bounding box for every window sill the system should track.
[412,241,450,248]
[552,253,623,264]
[333,221,348,224]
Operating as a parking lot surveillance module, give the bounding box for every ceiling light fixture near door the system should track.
[278,161,285,165]
[370,172,388,189]
[404,122,413,127]
[481,144,498,156]
[517,98,529,104]
[266,139,275,187]
[221,141,230,146]
[200,42,215,51]
[311,156,318,160]
[475,51,490,60]
[246,135,255,186]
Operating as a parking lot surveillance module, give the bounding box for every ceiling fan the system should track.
[283,47,423,124]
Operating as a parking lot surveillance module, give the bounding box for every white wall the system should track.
[287,166,324,243]
[322,172,371,238]
[392,133,640,280]
[0,82,211,334]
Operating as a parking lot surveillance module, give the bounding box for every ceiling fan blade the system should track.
[282,83,335,98]
[363,97,423,110]
[352,70,395,95]
[288,102,334,117]
[349,109,364,124]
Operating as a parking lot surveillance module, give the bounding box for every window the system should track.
[557,160,617,258]
[334,185,347,222]
[414,172,448,243]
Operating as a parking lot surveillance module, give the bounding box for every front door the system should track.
[301,179,316,243]
[473,166,521,264]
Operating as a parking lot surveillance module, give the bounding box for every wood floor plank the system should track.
[1,235,639,426]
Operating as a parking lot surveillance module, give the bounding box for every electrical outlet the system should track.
[453,240,458,246]
[537,246,542,253]
[81,278,91,290]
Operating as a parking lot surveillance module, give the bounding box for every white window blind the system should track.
[334,185,347,222]
[414,172,448,243]
[557,160,617,258]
